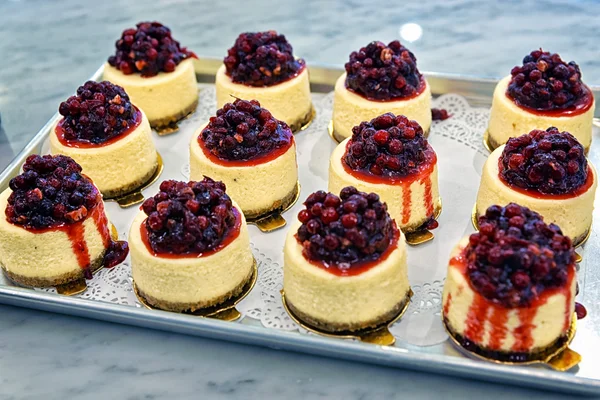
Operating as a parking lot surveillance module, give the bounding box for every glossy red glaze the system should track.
[197,131,294,167]
[225,62,306,87]
[345,76,427,102]
[304,223,400,277]
[55,107,142,148]
[140,207,242,258]
[445,251,575,352]
[498,163,594,200]
[506,85,594,117]
[575,302,587,319]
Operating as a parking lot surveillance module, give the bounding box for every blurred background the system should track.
[1,0,599,169]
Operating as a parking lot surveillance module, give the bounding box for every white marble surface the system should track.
[1,1,600,398]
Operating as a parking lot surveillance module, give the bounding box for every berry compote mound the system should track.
[467,203,575,308]
[58,81,138,144]
[500,127,587,195]
[296,187,396,270]
[224,31,304,86]
[108,21,196,77]
[507,49,590,111]
[344,113,434,177]
[345,40,424,101]
[201,98,292,161]
[141,178,237,254]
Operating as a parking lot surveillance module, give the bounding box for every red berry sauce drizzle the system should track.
[295,187,399,276]
[444,204,576,360]
[345,40,425,101]
[224,31,305,87]
[6,155,128,279]
[108,21,196,77]
[199,99,293,165]
[507,49,593,116]
[343,113,438,230]
[140,178,240,257]
[56,81,141,147]
[499,128,591,198]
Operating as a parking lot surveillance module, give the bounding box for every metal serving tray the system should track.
[1,57,600,395]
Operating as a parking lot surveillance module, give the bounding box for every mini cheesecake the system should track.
[216,31,312,132]
[487,49,595,151]
[50,81,158,198]
[283,187,411,332]
[443,204,576,361]
[190,99,298,219]
[329,113,440,233]
[476,128,597,245]
[0,155,128,287]
[103,21,198,129]
[332,41,432,142]
[129,178,254,312]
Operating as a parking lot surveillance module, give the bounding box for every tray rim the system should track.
[0,58,599,395]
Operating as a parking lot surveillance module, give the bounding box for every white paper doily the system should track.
[33,85,491,347]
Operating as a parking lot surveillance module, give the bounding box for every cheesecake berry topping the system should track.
[224,31,304,86]
[467,204,574,308]
[6,155,100,229]
[58,81,139,144]
[201,99,292,161]
[345,40,424,101]
[500,128,587,195]
[344,113,434,177]
[108,21,196,77]
[296,187,395,269]
[141,178,237,254]
[507,49,591,111]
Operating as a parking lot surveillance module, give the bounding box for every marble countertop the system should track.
[1,0,599,398]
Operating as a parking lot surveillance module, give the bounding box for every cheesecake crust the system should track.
[149,98,199,130]
[402,202,442,233]
[288,106,314,133]
[244,181,299,220]
[443,317,570,363]
[1,251,106,288]
[102,160,159,199]
[287,290,411,333]
[135,267,253,313]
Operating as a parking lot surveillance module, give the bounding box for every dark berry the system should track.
[467,203,575,308]
[58,81,138,144]
[201,99,292,161]
[507,49,590,111]
[431,108,450,121]
[224,31,304,86]
[500,128,587,195]
[345,40,424,100]
[295,186,395,267]
[345,113,434,177]
[6,155,100,229]
[140,178,236,254]
[107,21,196,77]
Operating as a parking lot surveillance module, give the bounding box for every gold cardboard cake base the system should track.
[105,152,164,208]
[482,130,495,153]
[134,258,258,322]
[404,199,443,246]
[247,182,301,233]
[443,314,580,371]
[472,204,589,263]
[281,288,413,346]
[154,99,199,136]
[294,106,316,133]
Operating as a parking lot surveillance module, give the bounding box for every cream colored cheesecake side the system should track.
[328,138,440,231]
[443,239,576,352]
[0,188,107,281]
[331,73,432,141]
[189,123,298,215]
[50,110,158,197]
[215,65,312,128]
[283,221,410,327]
[103,59,198,125]
[475,146,597,241]
[487,75,595,150]
[129,207,254,306]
